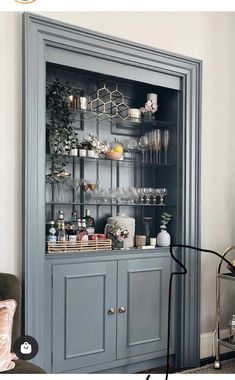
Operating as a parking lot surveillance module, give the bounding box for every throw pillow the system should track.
[0,299,18,372]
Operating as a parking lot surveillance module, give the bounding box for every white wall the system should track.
[1,11,235,356]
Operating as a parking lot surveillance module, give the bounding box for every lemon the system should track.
[113,144,123,153]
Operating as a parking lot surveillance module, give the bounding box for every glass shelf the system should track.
[46,202,176,207]
[47,107,175,128]
[219,337,235,350]
[46,153,176,168]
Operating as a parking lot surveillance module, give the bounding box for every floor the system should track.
[138,365,176,374]
[182,358,235,374]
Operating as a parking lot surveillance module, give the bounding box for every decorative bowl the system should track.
[106,150,122,160]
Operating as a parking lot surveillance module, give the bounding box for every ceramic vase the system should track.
[157,229,171,247]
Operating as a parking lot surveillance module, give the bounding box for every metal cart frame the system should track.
[214,245,235,369]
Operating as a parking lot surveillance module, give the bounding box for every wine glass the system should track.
[147,131,155,164]
[72,178,81,202]
[153,129,162,165]
[143,188,153,204]
[138,188,145,204]
[152,188,159,204]
[138,136,148,163]
[156,188,168,206]
[64,178,81,202]
[86,179,99,192]
[163,130,170,164]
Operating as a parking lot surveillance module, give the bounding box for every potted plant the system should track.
[46,157,71,185]
[105,221,129,249]
[79,134,108,158]
[47,79,78,155]
[140,99,158,122]
[156,212,173,247]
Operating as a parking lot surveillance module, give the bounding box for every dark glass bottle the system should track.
[67,211,78,242]
[84,209,95,236]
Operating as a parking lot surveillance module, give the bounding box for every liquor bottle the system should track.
[67,211,78,242]
[77,219,88,242]
[47,221,57,243]
[58,220,67,242]
[76,219,82,240]
[56,210,64,229]
[84,209,95,236]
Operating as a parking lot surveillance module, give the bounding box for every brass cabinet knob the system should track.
[107,308,116,315]
[119,306,127,314]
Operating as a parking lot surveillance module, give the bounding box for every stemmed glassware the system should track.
[138,136,148,163]
[143,188,153,204]
[163,130,170,164]
[46,173,71,203]
[92,186,168,205]
[156,188,168,206]
[154,129,162,164]
[141,129,162,164]
[148,130,154,165]
[65,178,81,202]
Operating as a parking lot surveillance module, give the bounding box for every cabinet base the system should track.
[58,354,175,374]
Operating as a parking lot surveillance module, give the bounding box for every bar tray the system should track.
[47,239,112,253]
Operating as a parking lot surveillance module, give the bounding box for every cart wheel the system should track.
[214,361,221,369]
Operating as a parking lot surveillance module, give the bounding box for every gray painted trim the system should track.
[23,12,201,370]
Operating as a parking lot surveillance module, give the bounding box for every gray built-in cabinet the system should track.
[47,252,172,373]
[23,13,201,373]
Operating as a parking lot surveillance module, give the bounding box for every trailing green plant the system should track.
[46,79,78,155]
[46,79,73,129]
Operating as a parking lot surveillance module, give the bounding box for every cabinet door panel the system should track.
[117,257,171,359]
[52,261,117,372]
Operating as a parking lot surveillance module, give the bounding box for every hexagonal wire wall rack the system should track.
[89,81,130,121]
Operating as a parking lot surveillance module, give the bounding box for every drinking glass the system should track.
[153,129,162,165]
[152,188,159,204]
[147,132,155,164]
[138,136,148,163]
[138,188,145,204]
[100,188,110,203]
[156,188,168,206]
[143,188,153,204]
[80,178,89,193]
[163,130,170,164]
[73,178,82,202]
[93,189,103,204]
[64,178,81,202]
[87,179,99,191]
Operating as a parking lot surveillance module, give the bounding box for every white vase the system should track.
[79,149,87,157]
[70,148,78,156]
[157,229,171,247]
[87,150,95,158]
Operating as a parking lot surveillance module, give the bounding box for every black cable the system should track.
[164,244,235,380]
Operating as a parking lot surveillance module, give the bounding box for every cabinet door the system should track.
[52,261,117,373]
[117,257,171,359]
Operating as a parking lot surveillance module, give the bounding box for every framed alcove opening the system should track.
[23,12,201,372]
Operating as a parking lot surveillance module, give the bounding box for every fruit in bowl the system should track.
[106,144,123,160]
